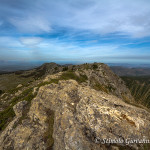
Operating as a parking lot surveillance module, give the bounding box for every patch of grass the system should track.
[59,71,87,83]
[0,87,36,131]
[38,71,88,87]
[0,71,87,131]
[10,88,34,105]
[92,64,98,70]
[92,83,109,93]
[121,94,150,113]
[143,143,150,150]
[0,73,33,91]
[7,86,22,94]
[121,94,132,103]
[13,88,38,129]
[37,79,60,87]
[90,77,117,94]
[83,64,90,70]
[21,88,33,97]
[121,76,150,109]
[0,106,15,130]
[106,85,116,92]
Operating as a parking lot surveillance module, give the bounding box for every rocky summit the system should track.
[0,63,150,150]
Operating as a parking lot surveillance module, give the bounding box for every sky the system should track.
[0,0,150,64]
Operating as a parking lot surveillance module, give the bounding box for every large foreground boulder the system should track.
[0,80,150,150]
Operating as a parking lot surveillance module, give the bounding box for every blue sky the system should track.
[0,0,150,64]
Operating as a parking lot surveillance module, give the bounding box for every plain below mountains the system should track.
[110,66,150,76]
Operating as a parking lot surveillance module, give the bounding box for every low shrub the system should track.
[0,87,36,131]
[92,64,98,70]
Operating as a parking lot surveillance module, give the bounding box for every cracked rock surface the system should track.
[0,80,150,150]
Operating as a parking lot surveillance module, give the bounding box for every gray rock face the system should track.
[13,101,27,117]
[12,62,134,104]
[71,63,134,102]
[0,80,150,150]
[16,84,22,88]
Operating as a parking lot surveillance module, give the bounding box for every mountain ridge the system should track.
[0,62,150,150]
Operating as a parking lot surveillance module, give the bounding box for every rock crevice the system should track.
[0,80,150,150]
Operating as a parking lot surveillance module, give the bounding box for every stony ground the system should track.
[0,79,150,149]
[0,63,150,150]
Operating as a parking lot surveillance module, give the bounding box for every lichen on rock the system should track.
[0,71,150,149]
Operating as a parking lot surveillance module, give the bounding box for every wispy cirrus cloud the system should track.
[10,16,51,34]
[0,0,150,37]
[0,35,149,64]
[0,0,150,63]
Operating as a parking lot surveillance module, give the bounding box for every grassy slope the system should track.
[0,71,88,131]
[121,76,150,108]
[0,73,34,91]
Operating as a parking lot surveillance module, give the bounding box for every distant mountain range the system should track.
[0,61,150,74]
[107,63,150,68]
[110,66,150,76]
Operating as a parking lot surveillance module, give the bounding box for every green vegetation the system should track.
[92,64,98,70]
[107,85,115,92]
[59,71,88,83]
[38,71,88,87]
[62,66,68,71]
[0,90,3,95]
[10,87,34,106]
[121,76,150,108]
[0,87,36,131]
[121,94,131,103]
[37,79,59,87]
[92,82,109,93]
[143,143,150,150]
[91,77,116,94]
[7,86,22,94]
[93,83,116,94]
[83,63,90,70]
[1,71,87,131]
[0,106,15,130]
[0,73,34,91]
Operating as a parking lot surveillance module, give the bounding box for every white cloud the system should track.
[37,38,121,59]
[0,0,149,37]
[20,37,43,46]
[10,16,51,33]
[35,0,150,38]
[0,36,23,47]
[0,35,149,62]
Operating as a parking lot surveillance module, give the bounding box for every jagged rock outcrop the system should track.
[13,101,27,117]
[0,80,150,150]
[14,62,63,79]
[67,63,134,102]
[12,62,134,103]
[42,63,134,103]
